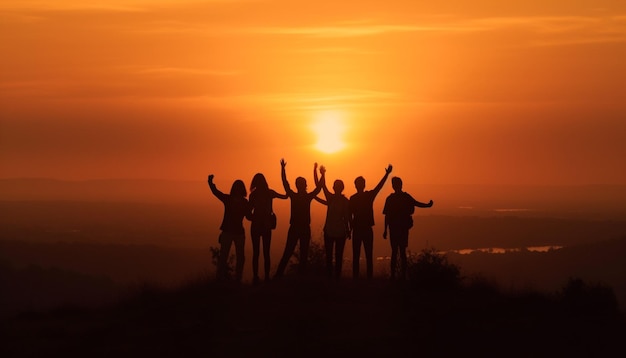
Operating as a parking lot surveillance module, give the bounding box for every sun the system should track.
[311,110,347,154]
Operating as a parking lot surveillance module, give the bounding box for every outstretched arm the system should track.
[372,164,393,196]
[313,196,328,205]
[273,190,289,200]
[414,199,434,208]
[208,174,226,202]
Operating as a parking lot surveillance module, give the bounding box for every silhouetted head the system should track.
[230,180,247,197]
[354,176,365,192]
[333,179,344,194]
[391,177,403,192]
[295,177,307,192]
[250,173,268,192]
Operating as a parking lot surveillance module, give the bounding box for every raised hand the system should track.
[208,174,214,183]
[319,165,326,175]
[385,164,393,174]
[280,158,286,168]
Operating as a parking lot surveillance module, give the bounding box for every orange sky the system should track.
[1,0,626,188]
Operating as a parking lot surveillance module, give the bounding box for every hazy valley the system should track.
[1,178,625,317]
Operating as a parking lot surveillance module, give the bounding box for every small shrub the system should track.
[288,239,326,277]
[465,273,501,295]
[210,246,235,280]
[407,248,462,291]
[559,277,619,315]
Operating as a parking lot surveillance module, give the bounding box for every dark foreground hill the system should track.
[2,273,625,358]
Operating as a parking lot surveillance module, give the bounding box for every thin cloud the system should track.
[244,15,626,43]
[472,15,601,29]
[0,80,53,92]
[291,47,379,55]
[125,22,482,37]
[133,66,240,76]
[201,90,401,113]
[242,24,482,37]
[0,12,46,23]
[0,0,249,12]
[251,90,397,103]
[530,35,626,47]
[469,14,626,45]
[0,1,147,12]
[128,14,626,43]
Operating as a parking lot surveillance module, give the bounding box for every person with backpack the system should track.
[383,176,433,280]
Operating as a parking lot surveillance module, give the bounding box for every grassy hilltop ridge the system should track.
[2,251,625,358]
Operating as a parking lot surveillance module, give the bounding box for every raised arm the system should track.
[313,162,319,186]
[319,165,332,198]
[208,174,226,202]
[280,158,292,195]
[311,165,325,205]
[310,165,325,196]
[372,164,393,195]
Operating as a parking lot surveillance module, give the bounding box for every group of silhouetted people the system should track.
[208,159,433,283]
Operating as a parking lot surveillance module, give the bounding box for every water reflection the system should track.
[446,245,563,255]
[372,246,564,262]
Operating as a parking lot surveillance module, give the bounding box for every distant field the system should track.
[2,200,624,249]
[1,190,625,318]
[1,199,625,317]
[2,179,626,219]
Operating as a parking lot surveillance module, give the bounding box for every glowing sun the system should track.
[311,110,346,154]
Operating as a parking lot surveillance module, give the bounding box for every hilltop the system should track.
[2,257,625,357]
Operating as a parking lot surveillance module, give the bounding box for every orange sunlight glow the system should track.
[311,110,347,154]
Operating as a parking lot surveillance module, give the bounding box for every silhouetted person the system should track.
[249,173,288,284]
[274,159,325,278]
[208,175,252,282]
[349,164,393,279]
[314,164,351,279]
[383,176,433,280]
